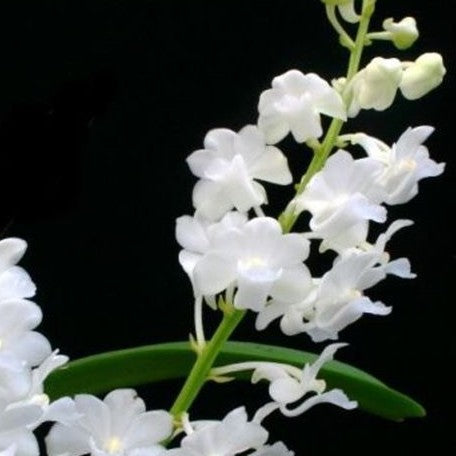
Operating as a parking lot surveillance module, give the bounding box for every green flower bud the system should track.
[383,17,419,50]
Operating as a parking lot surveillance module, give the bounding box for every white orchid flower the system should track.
[193,217,311,312]
[187,126,292,221]
[46,389,173,456]
[348,57,403,117]
[258,70,346,144]
[167,407,270,456]
[353,126,445,204]
[295,150,387,252]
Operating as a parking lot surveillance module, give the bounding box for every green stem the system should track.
[169,307,246,418]
[279,0,376,234]
[325,5,355,50]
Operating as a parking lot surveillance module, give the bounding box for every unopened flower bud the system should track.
[383,17,419,50]
[349,57,402,116]
[400,53,446,100]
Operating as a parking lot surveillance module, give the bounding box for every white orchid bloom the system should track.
[281,251,391,341]
[46,389,173,456]
[231,344,357,421]
[256,220,416,336]
[353,126,445,205]
[187,126,292,221]
[258,70,346,144]
[295,150,387,252]
[167,407,269,456]
[400,53,446,100]
[193,217,311,312]
[382,17,419,50]
[348,57,403,117]
[0,239,36,302]
[0,300,51,367]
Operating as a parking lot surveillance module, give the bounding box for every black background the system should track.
[0,0,454,453]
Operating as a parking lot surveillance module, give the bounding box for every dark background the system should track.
[0,0,453,452]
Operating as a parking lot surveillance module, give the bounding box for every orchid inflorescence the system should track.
[0,1,446,455]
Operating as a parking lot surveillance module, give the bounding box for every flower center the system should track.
[240,256,267,270]
[104,437,123,454]
[400,158,417,171]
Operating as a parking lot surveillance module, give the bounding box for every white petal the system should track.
[0,404,42,432]
[0,238,27,273]
[0,430,38,456]
[10,331,52,367]
[251,364,289,384]
[193,179,233,221]
[124,410,173,447]
[234,270,278,312]
[0,445,16,456]
[272,234,310,268]
[222,155,266,211]
[281,389,357,416]
[217,407,268,454]
[270,265,312,303]
[280,306,307,336]
[193,253,236,296]
[312,297,391,342]
[129,446,168,456]
[250,442,295,456]
[73,394,110,443]
[0,267,36,300]
[258,114,290,145]
[178,251,201,279]
[249,146,292,185]
[32,352,68,388]
[186,150,216,179]
[307,343,347,379]
[175,216,210,253]
[0,354,32,401]
[43,397,81,425]
[269,377,303,404]
[0,299,42,340]
[384,258,416,278]
[256,300,292,331]
[289,108,323,143]
[45,423,90,456]
[104,389,145,436]
[203,129,237,158]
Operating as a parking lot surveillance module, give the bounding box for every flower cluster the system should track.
[0,1,446,455]
[173,3,445,454]
[0,239,70,456]
[177,73,444,347]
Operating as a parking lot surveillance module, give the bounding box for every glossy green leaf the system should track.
[45,341,425,421]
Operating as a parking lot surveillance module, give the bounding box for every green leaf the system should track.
[45,341,425,421]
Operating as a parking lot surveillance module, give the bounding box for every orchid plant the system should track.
[0,1,446,455]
